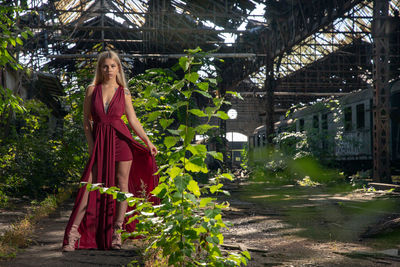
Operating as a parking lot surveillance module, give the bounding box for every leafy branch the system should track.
[91,48,249,266]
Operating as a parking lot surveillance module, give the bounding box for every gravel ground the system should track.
[1,178,400,267]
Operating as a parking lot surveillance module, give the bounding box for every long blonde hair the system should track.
[92,50,127,88]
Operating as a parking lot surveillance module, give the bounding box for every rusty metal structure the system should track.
[372,0,391,182]
[8,0,400,181]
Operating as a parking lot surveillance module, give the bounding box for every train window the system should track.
[344,106,352,131]
[299,119,305,131]
[313,115,319,130]
[322,114,328,130]
[356,104,365,129]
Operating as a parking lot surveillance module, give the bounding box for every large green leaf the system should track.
[174,175,191,193]
[194,124,218,134]
[167,129,182,136]
[189,108,207,117]
[226,90,244,100]
[171,80,185,90]
[186,47,202,54]
[187,180,200,197]
[207,151,223,161]
[160,118,174,130]
[205,107,216,117]
[199,197,213,208]
[16,37,23,45]
[144,84,156,98]
[187,144,207,156]
[9,37,16,47]
[171,100,188,110]
[184,72,199,83]
[164,136,180,149]
[210,184,223,193]
[197,82,209,91]
[151,183,168,196]
[207,78,217,85]
[242,251,251,260]
[147,110,161,122]
[179,57,190,72]
[184,156,208,173]
[221,173,233,180]
[204,208,221,219]
[194,90,212,99]
[214,111,229,120]
[168,166,182,179]
[178,125,195,146]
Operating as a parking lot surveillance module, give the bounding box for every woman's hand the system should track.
[147,142,158,156]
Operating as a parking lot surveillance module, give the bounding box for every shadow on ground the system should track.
[1,201,142,267]
[220,178,400,266]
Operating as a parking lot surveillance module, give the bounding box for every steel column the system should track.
[265,55,275,144]
[101,0,105,50]
[372,0,391,182]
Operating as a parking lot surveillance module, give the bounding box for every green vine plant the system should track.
[254,98,349,186]
[86,48,250,266]
[0,4,33,138]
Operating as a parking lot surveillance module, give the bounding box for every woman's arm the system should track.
[83,85,95,155]
[123,88,158,156]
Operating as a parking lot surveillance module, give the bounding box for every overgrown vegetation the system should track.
[0,6,86,260]
[0,4,88,205]
[86,48,249,266]
[0,187,72,260]
[248,98,368,187]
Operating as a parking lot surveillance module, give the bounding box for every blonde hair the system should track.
[92,50,127,88]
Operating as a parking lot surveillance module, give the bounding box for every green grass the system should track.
[0,187,73,260]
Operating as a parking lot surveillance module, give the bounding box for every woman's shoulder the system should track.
[123,87,131,96]
[86,84,96,94]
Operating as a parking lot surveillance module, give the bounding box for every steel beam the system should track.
[372,0,391,182]
[30,25,247,34]
[239,91,350,97]
[46,53,261,59]
[265,55,275,144]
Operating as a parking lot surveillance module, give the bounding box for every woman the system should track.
[62,50,159,251]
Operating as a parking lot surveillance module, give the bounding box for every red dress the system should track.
[63,84,159,250]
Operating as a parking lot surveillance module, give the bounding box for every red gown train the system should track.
[63,84,159,250]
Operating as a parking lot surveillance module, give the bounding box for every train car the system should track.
[249,79,400,170]
[289,88,374,162]
[249,125,266,150]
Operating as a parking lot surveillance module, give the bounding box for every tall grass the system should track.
[0,187,72,260]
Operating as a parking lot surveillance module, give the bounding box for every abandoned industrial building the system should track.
[1,0,400,266]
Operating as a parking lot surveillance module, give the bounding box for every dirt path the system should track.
[219,179,400,267]
[2,179,400,267]
[1,201,141,267]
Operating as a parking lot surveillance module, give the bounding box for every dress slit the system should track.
[63,84,159,250]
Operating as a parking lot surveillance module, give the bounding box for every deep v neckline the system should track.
[100,84,119,114]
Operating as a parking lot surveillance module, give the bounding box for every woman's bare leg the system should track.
[72,164,97,226]
[114,160,132,225]
[63,165,97,251]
